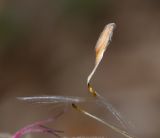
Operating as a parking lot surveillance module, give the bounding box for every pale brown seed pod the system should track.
[87,23,116,84]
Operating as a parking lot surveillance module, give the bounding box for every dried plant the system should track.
[17,23,136,138]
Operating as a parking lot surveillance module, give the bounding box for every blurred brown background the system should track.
[0,0,160,138]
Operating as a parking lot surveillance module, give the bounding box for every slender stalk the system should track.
[72,104,135,138]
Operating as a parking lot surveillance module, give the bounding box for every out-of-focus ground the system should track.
[0,0,160,138]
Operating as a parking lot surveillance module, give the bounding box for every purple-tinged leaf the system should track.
[12,118,63,138]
